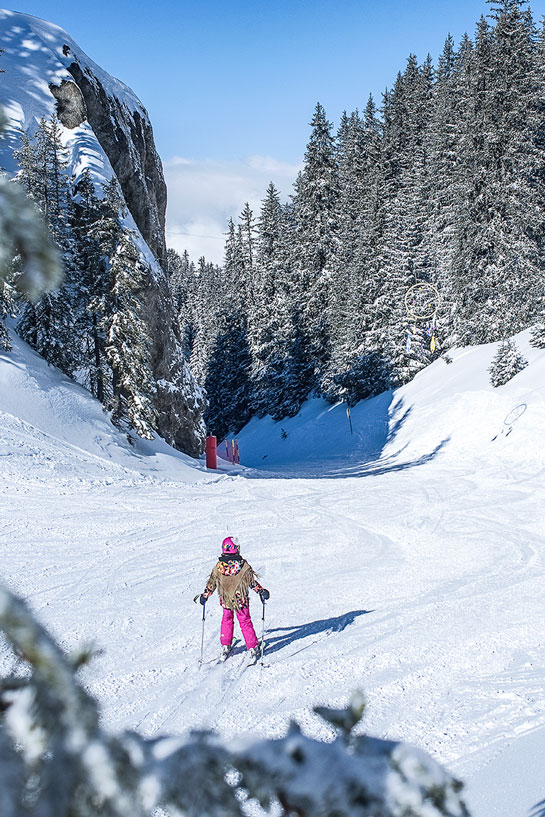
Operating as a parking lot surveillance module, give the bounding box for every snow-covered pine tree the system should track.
[203,311,253,440]
[377,55,436,386]
[103,230,157,437]
[169,247,197,358]
[249,182,283,415]
[189,253,225,386]
[249,184,305,418]
[453,2,545,344]
[238,201,258,288]
[428,34,471,348]
[322,97,391,404]
[15,115,79,375]
[488,338,528,385]
[0,103,61,298]
[322,110,364,400]
[0,268,15,350]
[69,171,118,402]
[292,103,340,395]
[530,323,545,348]
[203,207,254,437]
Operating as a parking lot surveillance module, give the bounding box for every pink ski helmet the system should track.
[222,536,239,554]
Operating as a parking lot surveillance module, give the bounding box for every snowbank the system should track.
[0,327,209,485]
[237,329,545,476]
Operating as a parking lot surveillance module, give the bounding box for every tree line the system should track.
[171,0,545,440]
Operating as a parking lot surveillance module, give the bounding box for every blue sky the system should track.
[8,0,545,259]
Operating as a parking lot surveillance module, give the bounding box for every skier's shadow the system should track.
[264,610,372,657]
[531,800,545,817]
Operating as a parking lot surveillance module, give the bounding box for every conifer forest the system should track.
[4,0,545,444]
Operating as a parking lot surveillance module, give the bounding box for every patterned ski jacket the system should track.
[203,554,264,611]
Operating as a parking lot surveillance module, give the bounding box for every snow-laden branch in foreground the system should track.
[0,108,62,301]
[0,583,469,817]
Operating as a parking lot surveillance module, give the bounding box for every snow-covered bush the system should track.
[530,323,545,349]
[0,107,62,301]
[488,339,528,387]
[0,583,469,817]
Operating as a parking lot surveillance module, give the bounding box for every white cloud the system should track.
[164,155,302,265]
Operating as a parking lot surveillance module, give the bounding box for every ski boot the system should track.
[249,645,261,663]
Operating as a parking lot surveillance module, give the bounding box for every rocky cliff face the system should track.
[0,9,205,457]
[63,57,168,270]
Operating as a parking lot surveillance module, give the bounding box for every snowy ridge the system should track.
[2,328,545,817]
[1,8,123,177]
[0,8,145,149]
[0,8,160,271]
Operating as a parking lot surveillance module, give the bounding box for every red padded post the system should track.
[205,435,217,469]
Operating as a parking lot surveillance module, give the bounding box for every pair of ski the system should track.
[219,638,265,666]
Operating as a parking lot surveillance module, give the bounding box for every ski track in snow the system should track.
[4,461,545,760]
[2,328,545,816]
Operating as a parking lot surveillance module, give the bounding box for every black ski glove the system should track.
[193,594,207,605]
[259,589,270,601]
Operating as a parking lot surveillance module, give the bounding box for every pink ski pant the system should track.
[221,606,258,649]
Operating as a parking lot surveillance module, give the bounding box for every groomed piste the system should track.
[2,325,545,817]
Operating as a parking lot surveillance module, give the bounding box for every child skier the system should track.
[196,536,270,661]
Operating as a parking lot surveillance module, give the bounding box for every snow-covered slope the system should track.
[2,328,545,817]
[0,9,206,455]
[0,326,209,485]
[237,328,545,477]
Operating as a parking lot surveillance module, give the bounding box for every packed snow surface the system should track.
[2,327,545,817]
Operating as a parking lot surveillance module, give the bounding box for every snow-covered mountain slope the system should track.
[0,9,205,455]
[0,8,165,266]
[0,326,209,485]
[2,328,545,817]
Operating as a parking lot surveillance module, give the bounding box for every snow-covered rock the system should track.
[0,9,206,456]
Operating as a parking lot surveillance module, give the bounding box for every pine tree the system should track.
[377,55,436,386]
[15,116,78,375]
[203,313,252,439]
[103,231,157,437]
[488,338,528,385]
[249,184,305,418]
[453,2,545,344]
[529,323,545,348]
[292,103,340,394]
[428,34,471,348]
[169,247,197,358]
[0,267,16,350]
[202,208,254,435]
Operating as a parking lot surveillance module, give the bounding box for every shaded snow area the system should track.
[2,326,545,817]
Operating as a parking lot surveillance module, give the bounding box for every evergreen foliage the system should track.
[0,582,469,817]
[7,114,191,444]
[176,0,545,434]
[103,231,157,437]
[488,338,528,386]
[0,107,61,325]
[530,323,545,348]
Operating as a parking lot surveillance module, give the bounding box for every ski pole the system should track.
[260,599,266,666]
[199,600,206,666]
